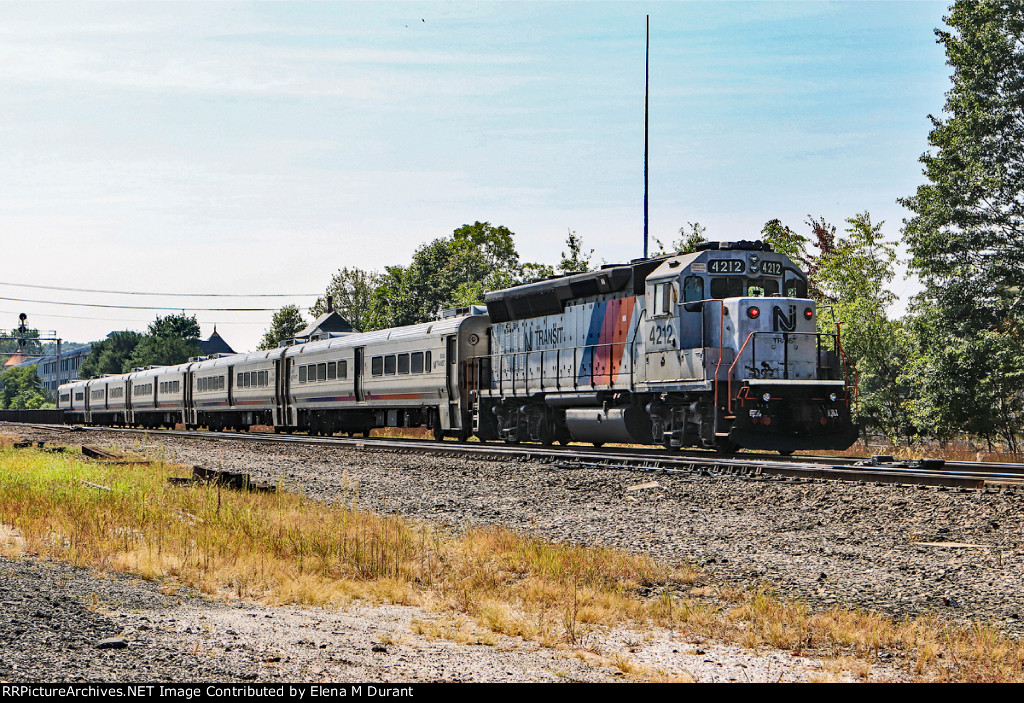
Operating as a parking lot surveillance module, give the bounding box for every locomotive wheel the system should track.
[538,420,554,447]
[592,442,604,448]
[433,421,444,442]
[778,450,794,457]
[715,439,738,454]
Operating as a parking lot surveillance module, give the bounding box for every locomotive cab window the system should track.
[710,277,744,299]
[651,281,675,316]
[683,276,704,302]
[785,270,808,298]
[746,279,780,297]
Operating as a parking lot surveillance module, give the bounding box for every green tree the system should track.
[126,314,202,370]
[0,365,47,409]
[761,218,810,265]
[79,331,143,378]
[899,0,1024,450]
[311,267,378,332]
[558,230,594,273]
[367,221,537,329]
[651,222,708,257]
[258,305,306,351]
[814,213,915,443]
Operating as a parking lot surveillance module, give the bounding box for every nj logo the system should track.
[772,304,797,332]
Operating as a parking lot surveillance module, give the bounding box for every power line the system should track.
[0,294,282,312]
[0,309,276,326]
[0,281,318,298]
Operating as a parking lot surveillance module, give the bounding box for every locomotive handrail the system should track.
[726,330,842,413]
[712,300,726,410]
[835,321,858,412]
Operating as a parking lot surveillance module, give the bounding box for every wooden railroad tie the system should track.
[168,465,275,493]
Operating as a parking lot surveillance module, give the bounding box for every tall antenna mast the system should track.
[643,14,650,259]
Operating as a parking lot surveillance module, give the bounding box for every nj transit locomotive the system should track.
[59,241,857,453]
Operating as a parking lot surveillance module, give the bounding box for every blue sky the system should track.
[0,1,950,352]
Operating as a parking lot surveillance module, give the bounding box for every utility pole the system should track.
[643,14,650,259]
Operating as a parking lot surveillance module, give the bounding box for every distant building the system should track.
[287,296,355,345]
[3,353,28,369]
[10,344,92,395]
[199,327,235,356]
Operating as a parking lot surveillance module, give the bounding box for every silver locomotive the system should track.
[474,240,857,453]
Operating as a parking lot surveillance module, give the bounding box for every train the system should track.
[59,240,858,454]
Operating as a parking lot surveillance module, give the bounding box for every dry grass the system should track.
[0,443,688,631]
[2,441,1024,681]
[824,439,1020,463]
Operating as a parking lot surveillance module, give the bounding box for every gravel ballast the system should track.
[3,424,1022,682]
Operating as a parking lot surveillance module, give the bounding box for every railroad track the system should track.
[9,422,1024,490]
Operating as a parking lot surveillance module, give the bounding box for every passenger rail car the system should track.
[60,240,857,453]
[59,313,489,439]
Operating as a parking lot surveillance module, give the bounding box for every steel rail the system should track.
[10,422,1024,490]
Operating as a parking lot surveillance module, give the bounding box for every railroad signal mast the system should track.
[0,312,64,385]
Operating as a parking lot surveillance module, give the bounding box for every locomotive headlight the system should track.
[829,392,838,402]
[747,306,760,319]
[762,392,771,403]
[804,307,814,320]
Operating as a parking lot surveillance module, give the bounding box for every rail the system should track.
[11,422,1024,489]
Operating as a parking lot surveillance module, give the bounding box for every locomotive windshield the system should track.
[745,278,781,297]
[709,274,808,299]
[784,270,808,298]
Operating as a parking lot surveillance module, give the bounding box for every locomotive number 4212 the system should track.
[649,323,676,347]
[708,259,745,274]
